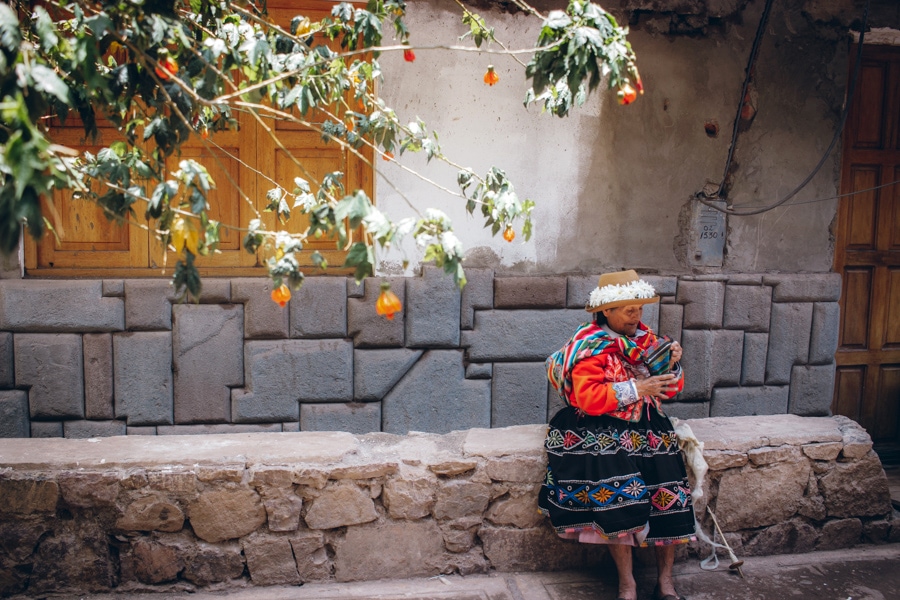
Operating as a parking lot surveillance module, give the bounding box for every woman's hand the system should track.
[668,341,682,369]
[634,373,679,398]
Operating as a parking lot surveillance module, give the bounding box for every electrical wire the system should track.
[697,0,872,217]
[730,177,900,209]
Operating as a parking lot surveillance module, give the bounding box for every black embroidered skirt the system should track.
[538,404,696,546]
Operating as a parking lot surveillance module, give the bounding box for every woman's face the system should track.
[602,304,643,336]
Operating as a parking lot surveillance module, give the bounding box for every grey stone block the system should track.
[642,302,660,332]
[766,303,813,385]
[642,275,678,297]
[63,420,126,439]
[83,334,114,420]
[347,278,405,348]
[173,305,244,424]
[547,386,566,421]
[282,422,300,432]
[15,334,84,419]
[347,278,365,298]
[232,278,290,339]
[676,281,725,328]
[114,332,174,426]
[354,349,422,401]
[764,273,842,302]
[658,304,684,341]
[723,285,772,332]
[741,333,768,385]
[232,339,353,422]
[789,364,836,416]
[723,274,763,285]
[31,421,63,438]
[494,277,566,309]
[461,268,493,329]
[466,363,493,379]
[710,386,789,417]
[809,302,840,365]
[300,403,381,434]
[0,280,124,332]
[679,329,744,400]
[102,280,124,297]
[0,390,29,437]
[382,350,490,434]
[196,279,231,303]
[289,277,348,339]
[406,266,461,347]
[461,309,588,362]
[124,280,174,331]
[662,401,710,420]
[567,275,596,309]
[156,423,282,435]
[126,426,157,435]
[0,331,12,387]
[491,363,548,428]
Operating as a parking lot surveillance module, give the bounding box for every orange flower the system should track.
[271,284,291,307]
[483,65,499,86]
[503,226,515,242]
[382,150,394,161]
[634,75,644,95]
[617,83,637,105]
[376,282,402,320]
[200,126,209,139]
[403,47,416,62]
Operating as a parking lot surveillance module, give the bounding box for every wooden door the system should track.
[833,44,900,447]
[24,125,151,272]
[258,0,374,269]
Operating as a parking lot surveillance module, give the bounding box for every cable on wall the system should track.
[696,0,872,217]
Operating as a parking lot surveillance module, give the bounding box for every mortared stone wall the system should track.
[0,415,895,595]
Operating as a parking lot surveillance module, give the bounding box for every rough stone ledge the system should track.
[0,415,893,596]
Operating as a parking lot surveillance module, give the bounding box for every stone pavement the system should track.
[66,544,900,600]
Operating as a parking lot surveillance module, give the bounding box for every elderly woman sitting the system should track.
[540,270,695,600]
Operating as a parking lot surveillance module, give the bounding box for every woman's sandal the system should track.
[653,584,687,600]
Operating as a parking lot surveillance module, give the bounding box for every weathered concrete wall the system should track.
[0,271,842,438]
[374,0,864,275]
[0,415,894,596]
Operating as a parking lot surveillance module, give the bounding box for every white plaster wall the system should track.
[373,0,848,276]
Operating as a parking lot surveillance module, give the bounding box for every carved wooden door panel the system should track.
[833,44,900,446]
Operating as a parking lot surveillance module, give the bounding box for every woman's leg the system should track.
[654,545,677,597]
[609,544,637,600]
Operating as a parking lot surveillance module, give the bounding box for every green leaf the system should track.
[0,4,20,53]
[344,241,374,282]
[31,65,72,104]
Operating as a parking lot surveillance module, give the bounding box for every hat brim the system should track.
[585,295,659,313]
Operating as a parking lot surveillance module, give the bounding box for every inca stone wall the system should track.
[0,270,841,438]
[0,415,894,596]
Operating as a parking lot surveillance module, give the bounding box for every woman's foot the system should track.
[615,579,638,600]
[653,583,686,600]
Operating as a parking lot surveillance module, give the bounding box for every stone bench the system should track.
[0,414,894,596]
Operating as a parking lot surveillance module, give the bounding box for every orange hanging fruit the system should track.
[483,65,499,86]
[403,47,416,62]
[271,283,291,307]
[617,83,637,105]
[382,150,394,161]
[154,55,178,81]
[503,226,515,242]
[376,282,402,320]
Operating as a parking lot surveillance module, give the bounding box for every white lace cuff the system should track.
[612,379,640,410]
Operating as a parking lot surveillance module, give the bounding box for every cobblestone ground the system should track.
[45,544,900,600]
